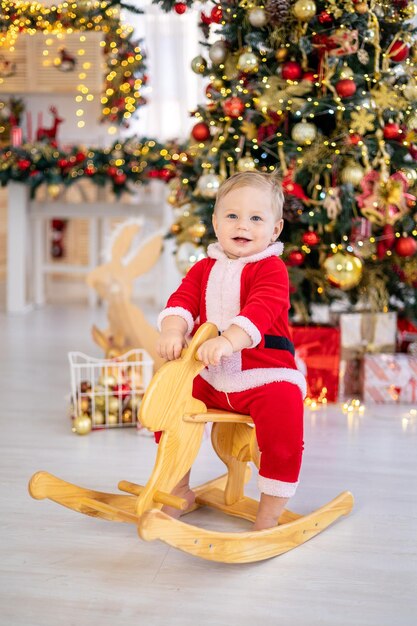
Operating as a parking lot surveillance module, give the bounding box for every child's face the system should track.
[212,185,283,259]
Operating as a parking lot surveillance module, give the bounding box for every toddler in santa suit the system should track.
[157,171,306,530]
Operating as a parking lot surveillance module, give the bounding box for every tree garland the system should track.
[0,1,148,127]
[0,139,180,197]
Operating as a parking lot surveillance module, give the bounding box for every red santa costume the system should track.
[158,241,306,498]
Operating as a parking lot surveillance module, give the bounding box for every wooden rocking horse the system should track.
[29,323,354,564]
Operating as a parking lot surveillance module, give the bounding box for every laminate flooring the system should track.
[1,305,416,626]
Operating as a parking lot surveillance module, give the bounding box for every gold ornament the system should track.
[350,109,375,135]
[191,55,207,74]
[187,221,207,240]
[72,414,92,435]
[237,153,256,172]
[92,410,105,426]
[197,172,223,198]
[107,413,118,426]
[293,0,317,21]
[354,2,368,14]
[403,83,417,101]
[340,161,365,187]
[241,120,258,140]
[122,409,133,423]
[275,48,289,62]
[98,374,117,387]
[291,120,317,145]
[407,114,417,130]
[223,52,240,80]
[248,8,267,28]
[209,41,227,65]
[175,242,207,275]
[370,83,406,112]
[323,251,363,290]
[80,397,90,413]
[108,396,120,414]
[237,50,258,73]
[47,184,61,199]
[340,65,354,79]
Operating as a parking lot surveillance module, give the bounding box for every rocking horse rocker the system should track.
[29,323,354,564]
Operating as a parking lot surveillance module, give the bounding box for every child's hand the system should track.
[197,336,233,366]
[157,329,186,361]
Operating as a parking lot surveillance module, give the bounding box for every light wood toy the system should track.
[29,323,354,564]
[86,220,165,370]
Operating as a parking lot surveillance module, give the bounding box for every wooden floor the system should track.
[1,303,417,626]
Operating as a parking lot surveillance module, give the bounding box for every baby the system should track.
[157,171,305,530]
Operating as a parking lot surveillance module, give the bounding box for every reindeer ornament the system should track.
[36,106,64,142]
[86,219,165,370]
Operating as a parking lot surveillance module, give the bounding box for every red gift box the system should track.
[290,326,340,402]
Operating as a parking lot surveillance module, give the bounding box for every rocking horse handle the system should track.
[182,323,219,365]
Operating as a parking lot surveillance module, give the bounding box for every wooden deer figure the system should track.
[86,219,165,370]
[36,106,64,141]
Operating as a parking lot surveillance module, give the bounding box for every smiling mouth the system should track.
[233,237,251,243]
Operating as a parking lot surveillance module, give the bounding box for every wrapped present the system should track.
[291,325,340,402]
[363,354,417,404]
[339,312,397,398]
[397,318,417,353]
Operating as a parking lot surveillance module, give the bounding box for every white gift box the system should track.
[363,354,417,404]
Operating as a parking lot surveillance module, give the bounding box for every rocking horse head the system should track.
[86,219,163,302]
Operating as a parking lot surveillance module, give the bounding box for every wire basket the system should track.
[68,349,153,429]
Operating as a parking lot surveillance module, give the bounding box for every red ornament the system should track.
[210,5,223,23]
[17,159,31,170]
[114,172,127,185]
[383,122,401,140]
[281,61,302,81]
[376,241,387,259]
[191,122,211,141]
[112,383,131,399]
[302,71,317,82]
[75,151,86,162]
[174,2,187,14]
[348,132,362,145]
[389,40,409,63]
[409,144,417,160]
[302,231,320,246]
[222,96,245,118]
[395,236,417,257]
[51,219,66,231]
[84,166,95,176]
[57,158,69,168]
[335,79,357,98]
[158,168,175,181]
[107,166,118,177]
[318,11,333,24]
[286,250,305,267]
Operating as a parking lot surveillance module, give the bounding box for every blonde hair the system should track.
[214,171,284,219]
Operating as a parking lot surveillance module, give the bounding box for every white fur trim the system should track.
[200,366,307,398]
[157,307,194,334]
[207,241,284,263]
[205,256,243,332]
[230,315,262,348]
[258,474,298,498]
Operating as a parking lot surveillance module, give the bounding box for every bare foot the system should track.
[253,493,289,531]
[161,470,196,519]
[162,486,196,519]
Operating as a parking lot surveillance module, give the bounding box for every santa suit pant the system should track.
[192,375,304,498]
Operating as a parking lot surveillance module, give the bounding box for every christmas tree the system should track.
[155,0,417,322]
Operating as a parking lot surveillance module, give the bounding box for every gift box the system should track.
[363,354,417,404]
[339,312,397,399]
[291,325,340,402]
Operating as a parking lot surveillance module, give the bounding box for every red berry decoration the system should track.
[389,40,409,63]
[174,2,187,14]
[17,159,31,170]
[57,158,69,168]
[84,166,95,176]
[286,250,305,267]
[335,79,357,98]
[395,236,417,257]
[348,132,362,145]
[222,96,245,118]
[383,122,401,140]
[302,231,320,246]
[210,5,223,23]
[318,11,332,23]
[281,61,303,81]
[191,122,211,141]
